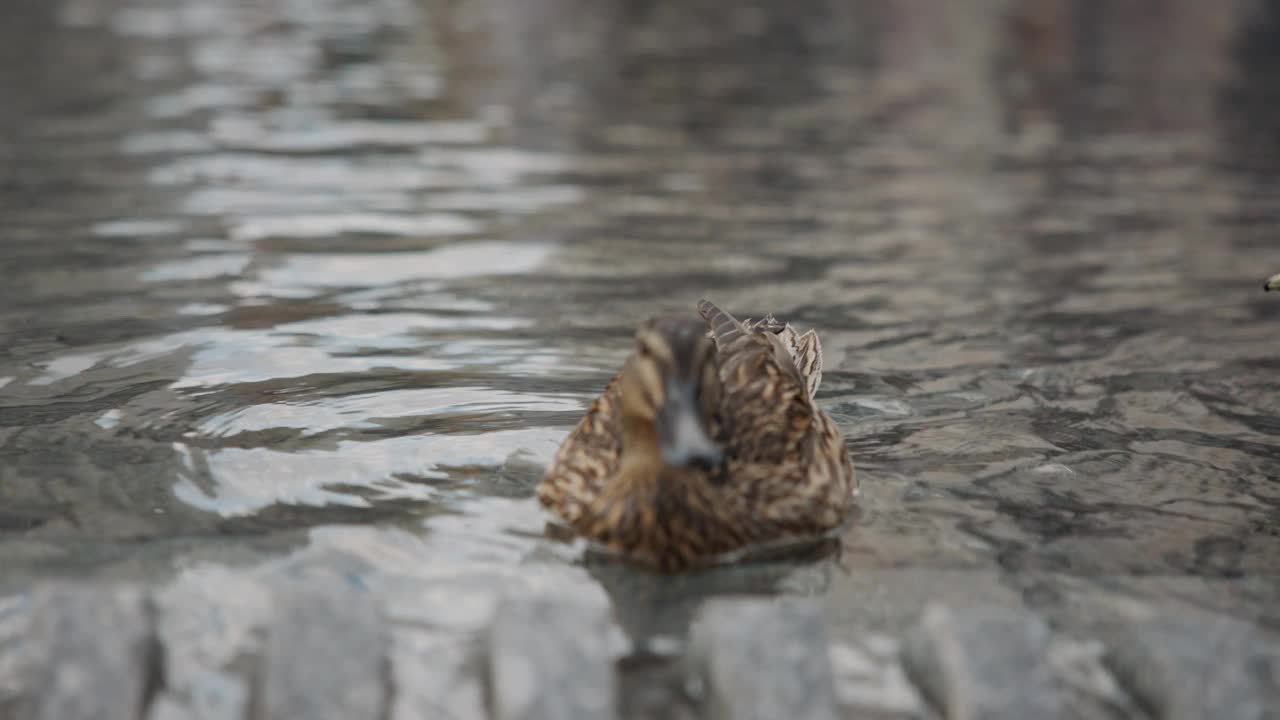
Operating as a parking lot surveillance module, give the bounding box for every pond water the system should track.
[3,0,1280,712]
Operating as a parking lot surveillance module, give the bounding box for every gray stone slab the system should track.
[260,588,389,720]
[1046,638,1141,720]
[0,592,31,717]
[11,583,159,720]
[145,672,250,720]
[689,598,839,720]
[828,636,930,719]
[150,568,270,720]
[148,694,198,720]
[901,605,1062,720]
[1105,613,1280,720]
[484,593,616,720]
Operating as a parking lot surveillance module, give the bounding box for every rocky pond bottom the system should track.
[3,576,1278,720]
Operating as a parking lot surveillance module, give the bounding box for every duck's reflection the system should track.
[583,543,839,652]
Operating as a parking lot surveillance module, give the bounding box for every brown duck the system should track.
[537,300,856,572]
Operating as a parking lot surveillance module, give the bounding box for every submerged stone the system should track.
[7,583,159,720]
[690,598,839,720]
[1106,613,1280,720]
[260,587,389,720]
[485,592,616,720]
[902,605,1062,720]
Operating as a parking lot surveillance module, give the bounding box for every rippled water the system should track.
[4,0,1280,710]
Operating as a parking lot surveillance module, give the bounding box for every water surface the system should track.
[3,0,1280,713]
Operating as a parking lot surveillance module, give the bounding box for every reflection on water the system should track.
[3,0,1280,708]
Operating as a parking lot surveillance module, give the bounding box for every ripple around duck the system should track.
[172,428,564,517]
[4,0,1280,664]
[195,386,581,439]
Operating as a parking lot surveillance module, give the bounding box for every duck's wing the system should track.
[724,414,855,533]
[536,374,623,525]
[699,302,808,390]
[699,299,856,525]
[697,300,814,465]
[753,319,822,401]
[699,300,823,401]
[737,313,823,400]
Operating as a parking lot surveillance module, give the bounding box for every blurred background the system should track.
[2,0,1280,714]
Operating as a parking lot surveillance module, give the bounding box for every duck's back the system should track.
[701,305,811,463]
[698,300,855,532]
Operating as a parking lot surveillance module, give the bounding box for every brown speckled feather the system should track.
[742,313,822,400]
[536,373,623,525]
[702,300,853,528]
[537,301,856,572]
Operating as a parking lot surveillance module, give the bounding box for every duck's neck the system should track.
[618,413,714,498]
[617,414,666,488]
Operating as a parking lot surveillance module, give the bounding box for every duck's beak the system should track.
[1266,273,1280,292]
[657,378,722,470]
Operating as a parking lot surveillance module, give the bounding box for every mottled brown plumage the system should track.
[537,300,857,572]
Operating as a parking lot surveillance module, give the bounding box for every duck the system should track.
[537,299,856,572]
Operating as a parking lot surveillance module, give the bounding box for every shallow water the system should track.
[4,0,1280,708]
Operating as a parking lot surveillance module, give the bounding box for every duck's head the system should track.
[1266,273,1280,292]
[620,316,723,470]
